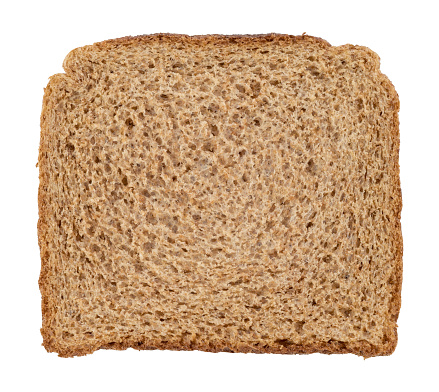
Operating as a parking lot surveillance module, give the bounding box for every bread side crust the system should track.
[100,32,331,48]
[52,336,392,358]
[382,75,403,354]
[38,75,58,354]
[38,33,402,358]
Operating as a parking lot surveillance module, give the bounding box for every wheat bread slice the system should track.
[38,34,402,358]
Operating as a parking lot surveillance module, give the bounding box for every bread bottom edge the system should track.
[42,333,397,359]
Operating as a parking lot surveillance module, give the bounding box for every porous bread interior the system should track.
[38,34,401,357]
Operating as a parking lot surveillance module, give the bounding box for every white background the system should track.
[1,0,438,390]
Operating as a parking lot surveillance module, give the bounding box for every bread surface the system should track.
[38,33,402,357]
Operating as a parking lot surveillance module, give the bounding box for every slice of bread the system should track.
[38,34,402,358]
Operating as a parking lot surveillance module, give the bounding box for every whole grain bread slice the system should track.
[38,33,402,358]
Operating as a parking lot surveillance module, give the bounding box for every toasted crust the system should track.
[48,336,393,358]
[100,32,331,47]
[38,33,402,358]
[39,75,56,352]
[383,76,403,353]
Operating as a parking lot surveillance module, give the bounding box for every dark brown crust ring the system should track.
[381,74,402,354]
[39,33,402,358]
[39,74,61,356]
[98,33,332,49]
[47,335,393,359]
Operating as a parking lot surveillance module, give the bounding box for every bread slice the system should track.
[38,34,402,358]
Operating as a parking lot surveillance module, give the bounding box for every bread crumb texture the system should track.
[38,34,402,358]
